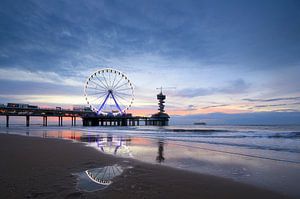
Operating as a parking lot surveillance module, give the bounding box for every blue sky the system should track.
[0,0,300,117]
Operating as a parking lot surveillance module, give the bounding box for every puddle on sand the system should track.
[74,165,123,192]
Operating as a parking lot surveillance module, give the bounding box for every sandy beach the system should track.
[0,134,292,199]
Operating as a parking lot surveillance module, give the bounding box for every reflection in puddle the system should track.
[75,165,123,192]
[86,165,123,185]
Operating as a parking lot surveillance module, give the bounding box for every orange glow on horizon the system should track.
[128,107,249,116]
[131,137,152,145]
[44,130,82,140]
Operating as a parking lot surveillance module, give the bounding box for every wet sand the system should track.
[0,134,292,199]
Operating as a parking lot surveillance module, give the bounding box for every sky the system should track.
[0,0,300,120]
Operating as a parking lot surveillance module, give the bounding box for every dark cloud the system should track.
[243,97,300,102]
[201,104,229,109]
[181,104,198,111]
[176,79,250,97]
[254,104,288,108]
[272,109,300,112]
[0,0,299,75]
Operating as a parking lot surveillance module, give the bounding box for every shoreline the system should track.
[0,133,292,199]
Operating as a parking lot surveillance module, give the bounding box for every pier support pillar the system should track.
[137,120,139,126]
[43,116,48,126]
[58,116,63,126]
[74,117,76,126]
[6,115,9,127]
[121,118,127,126]
[26,115,30,127]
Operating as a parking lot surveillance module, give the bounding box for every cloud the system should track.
[176,79,250,97]
[201,104,229,109]
[254,104,288,108]
[243,97,300,102]
[0,94,85,106]
[0,68,83,87]
[181,104,198,111]
[1,0,300,75]
[0,79,83,96]
[272,109,300,112]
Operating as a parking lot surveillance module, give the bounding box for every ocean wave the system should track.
[170,129,229,133]
[267,132,300,138]
[164,138,300,154]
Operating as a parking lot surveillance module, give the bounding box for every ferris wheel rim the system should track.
[84,68,134,115]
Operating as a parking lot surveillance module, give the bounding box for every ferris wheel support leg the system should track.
[111,93,123,113]
[97,93,110,115]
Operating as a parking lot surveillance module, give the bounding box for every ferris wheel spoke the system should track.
[108,71,112,87]
[111,72,117,88]
[116,87,132,92]
[114,81,129,90]
[112,75,124,89]
[115,91,132,96]
[89,92,108,103]
[115,89,132,94]
[90,92,107,100]
[115,91,132,97]
[89,79,107,90]
[95,75,109,89]
[86,86,106,92]
[89,91,107,96]
[114,92,132,103]
[101,73,110,89]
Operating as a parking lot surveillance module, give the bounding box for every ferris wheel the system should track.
[84,68,134,115]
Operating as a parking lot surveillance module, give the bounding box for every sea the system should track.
[0,118,299,197]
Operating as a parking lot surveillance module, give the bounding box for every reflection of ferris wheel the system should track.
[84,68,134,115]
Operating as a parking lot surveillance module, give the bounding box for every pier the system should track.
[0,106,168,127]
[0,106,82,127]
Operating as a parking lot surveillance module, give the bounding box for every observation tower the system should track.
[149,88,170,126]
